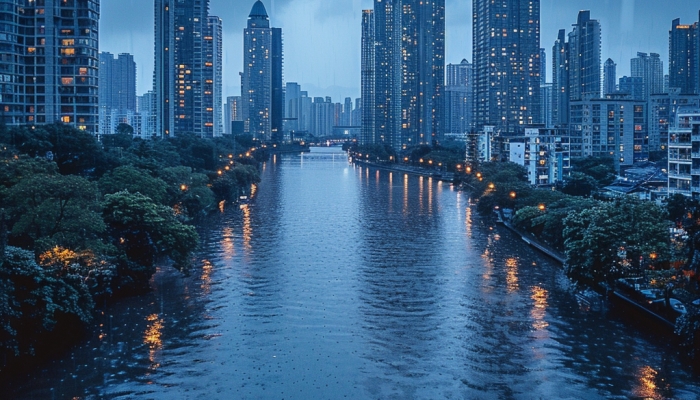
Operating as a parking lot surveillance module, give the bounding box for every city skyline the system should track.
[102,0,700,100]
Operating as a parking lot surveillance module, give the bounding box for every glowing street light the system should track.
[510,191,517,199]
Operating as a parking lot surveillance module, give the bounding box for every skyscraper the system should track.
[242,1,283,142]
[631,52,664,100]
[271,27,284,142]
[99,53,137,136]
[669,15,699,95]
[361,9,376,145]
[400,0,445,146]
[552,29,569,126]
[445,59,473,135]
[0,0,100,132]
[552,11,601,127]
[473,0,541,132]
[372,0,401,148]
[604,58,617,96]
[154,0,222,137]
[567,11,601,101]
[205,16,224,137]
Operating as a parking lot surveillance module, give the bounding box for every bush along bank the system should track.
[0,125,263,378]
[462,161,700,364]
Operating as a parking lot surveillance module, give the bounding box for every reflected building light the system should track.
[506,257,519,293]
[633,366,664,398]
[200,259,213,294]
[428,178,433,214]
[144,314,164,371]
[403,173,409,215]
[221,227,235,260]
[242,205,252,252]
[531,286,549,331]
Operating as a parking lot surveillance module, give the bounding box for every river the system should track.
[6,146,700,399]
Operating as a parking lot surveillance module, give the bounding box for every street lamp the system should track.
[538,204,546,211]
[510,191,517,199]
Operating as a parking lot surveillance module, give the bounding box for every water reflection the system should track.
[144,314,164,371]
[7,147,700,399]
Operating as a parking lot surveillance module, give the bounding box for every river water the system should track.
[6,146,700,399]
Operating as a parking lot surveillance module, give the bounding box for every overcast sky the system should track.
[100,0,700,101]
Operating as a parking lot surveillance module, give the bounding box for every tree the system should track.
[0,246,93,359]
[563,198,670,286]
[6,174,105,253]
[99,166,169,205]
[115,123,134,136]
[561,172,599,197]
[102,191,199,274]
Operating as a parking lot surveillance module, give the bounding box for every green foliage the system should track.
[665,193,698,223]
[561,172,599,197]
[563,197,670,286]
[571,156,617,186]
[675,307,700,358]
[6,174,105,253]
[0,156,58,189]
[0,246,93,358]
[102,191,199,273]
[99,166,169,204]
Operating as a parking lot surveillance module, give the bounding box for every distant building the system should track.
[224,96,243,135]
[649,89,700,151]
[99,53,137,137]
[154,0,222,137]
[618,76,645,101]
[360,9,375,145]
[540,83,553,128]
[507,128,570,185]
[669,14,699,95]
[205,16,224,137]
[604,58,617,96]
[569,95,648,173]
[631,52,664,100]
[366,0,445,149]
[473,0,541,132]
[445,59,473,136]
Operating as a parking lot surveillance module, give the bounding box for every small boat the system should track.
[239,195,249,208]
[669,298,687,315]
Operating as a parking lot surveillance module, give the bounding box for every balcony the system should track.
[669,172,692,180]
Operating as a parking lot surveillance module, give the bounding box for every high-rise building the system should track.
[271,27,284,142]
[0,0,100,132]
[604,58,617,96]
[400,0,445,146]
[342,97,353,126]
[445,59,473,135]
[205,16,224,137]
[669,15,699,95]
[631,52,664,100]
[552,29,569,126]
[619,76,645,101]
[649,89,700,151]
[224,96,243,135]
[540,48,547,86]
[568,11,601,101]
[361,9,375,145]
[372,0,400,148]
[569,95,647,172]
[242,1,283,142]
[365,0,444,149]
[154,0,222,137]
[99,53,137,137]
[473,0,541,133]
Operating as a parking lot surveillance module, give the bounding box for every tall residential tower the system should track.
[472,0,541,132]
[241,1,283,142]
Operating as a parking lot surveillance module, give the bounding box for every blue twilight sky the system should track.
[101,0,700,101]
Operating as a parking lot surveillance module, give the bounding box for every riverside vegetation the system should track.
[0,124,262,377]
[461,158,700,361]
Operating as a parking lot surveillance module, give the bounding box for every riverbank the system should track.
[352,158,456,182]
